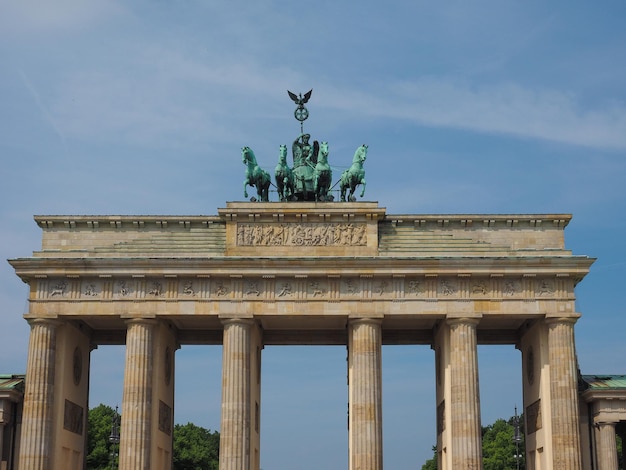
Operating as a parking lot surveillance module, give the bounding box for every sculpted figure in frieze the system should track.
[117,280,131,297]
[50,280,67,297]
[503,280,521,296]
[237,223,367,247]
[84,283,99,297]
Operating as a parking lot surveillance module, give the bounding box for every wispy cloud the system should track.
[326,79,626,150]
[0,0,124,36]
[18,69,69,154]
[46,44,626,152]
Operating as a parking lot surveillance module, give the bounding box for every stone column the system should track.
[448,317,482,469]
[119,319,156,470]
[348,318,383,470]
[18,318,59,470]
[595,421,618,470]
[547,317,582,469]
[220,319,253,470]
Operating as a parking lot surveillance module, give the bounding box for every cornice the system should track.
[8,254,595,279]
[32,212,572,230]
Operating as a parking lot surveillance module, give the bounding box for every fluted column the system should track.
[220,319,253,470]
[18,318,59,470]
[547,317,582,469]
[348,318,383,470]
[595,422,618,470]
[448,318,482,470]
[119,319,156,470]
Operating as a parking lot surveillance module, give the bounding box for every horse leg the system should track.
[360,179,366,198]
[244,180,249,199]
[349,182,357,202]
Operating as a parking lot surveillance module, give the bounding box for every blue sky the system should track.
[1,1,625,468]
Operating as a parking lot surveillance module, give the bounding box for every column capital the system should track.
[123,317,158,326]
[446,316,481,327]
[220,317,256,327]
[26,317,63,328]
[348,317,383,327]
[544,314,581,326]
[594,418,619,427]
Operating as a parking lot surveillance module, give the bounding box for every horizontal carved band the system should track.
[36,275,572,302]
[237,223,367,246]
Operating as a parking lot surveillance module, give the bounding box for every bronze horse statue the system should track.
[242,146,271,202]
[274,144,295,201]
[339,144,367,202]
[313,141,332,202]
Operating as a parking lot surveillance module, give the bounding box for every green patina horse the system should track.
[274,144,295,201]
[339,144,367,202]
[313,141,332,202]
[242,146,271,202]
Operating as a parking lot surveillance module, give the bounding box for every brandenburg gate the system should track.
[9,201,593,469]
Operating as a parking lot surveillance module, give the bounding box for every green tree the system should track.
[420,414,525,470]
[482,417,525,470]
[420,446,438,470]
[86,404,118,470]
[86,405,220,470]
[172,422,220,470]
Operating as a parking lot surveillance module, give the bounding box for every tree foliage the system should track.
[86,404,118,470]
[420,446,438,470]
[421,415,525,470]
[86,405,220,470]
[172,422,220,470]
[482,417,525,470]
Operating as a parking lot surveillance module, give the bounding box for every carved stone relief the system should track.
[343,278,360,296]
[40,275,567,302]
[537,279,555,296]
[63,399,84,435]
[526,399,542,434]
[50,280,67,297]
[83,282,99,297]
[237,223,367,246]
[148,281,163,297]
[116,280,133,297]
[439,279,458,297]
[471,281,489,296]
[158,400,172,436]
[407,279,424,296]
[309,281,326,297]
[503,279,522,296]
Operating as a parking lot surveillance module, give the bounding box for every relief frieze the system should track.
[407,279,425,296]
[38,275,568,302]
[503,279,522,296]
[117,280,133,297]
[237,223,367,246]
[343,278,360,296]
[50,280,68,297]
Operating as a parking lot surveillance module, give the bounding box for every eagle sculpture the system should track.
[287,89,313,106]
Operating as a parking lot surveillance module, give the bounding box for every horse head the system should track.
[278,144,288,164]
[318,141,329,162]
[242,146,256,165]
[353,144,368,164]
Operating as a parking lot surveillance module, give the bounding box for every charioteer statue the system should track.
[241,89,367,202]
